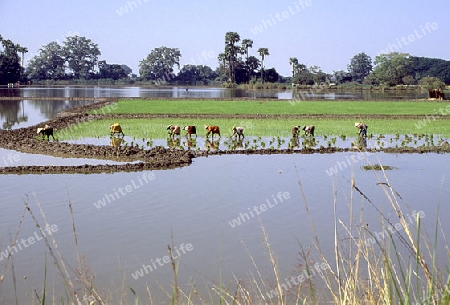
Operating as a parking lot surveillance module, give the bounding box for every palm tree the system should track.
[2,39,14,50]
[225,32,240,83]
[241,39,253,83]
[289,57,299,78]
[217,52,227,79]
[241,39,253,60]
[17,46,28,67]
[257,47,269,84]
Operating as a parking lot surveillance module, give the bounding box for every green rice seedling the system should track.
[57,117,450,141]
[94,99,450,117]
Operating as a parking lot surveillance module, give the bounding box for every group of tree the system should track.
[2,32,450,89]
[289,57,329,85]
[339,52,450,88]
[136,33,280,86]
[0,34,134,83]
[25,35,132,81]
[216,32,280,85]
[137,46,219,85]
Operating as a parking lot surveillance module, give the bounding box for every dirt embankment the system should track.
[0,98,449,174]
[0,124,196,174]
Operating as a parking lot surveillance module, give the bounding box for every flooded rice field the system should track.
[0,87,448,303]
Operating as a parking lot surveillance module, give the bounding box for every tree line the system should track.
[1,32,449,88]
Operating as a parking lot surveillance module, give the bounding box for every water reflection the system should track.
[183,137,197,149]
[0,86,429,100]
[354,136,368,150]
[110,136,124,147]
[205,139,220,150]
[290,136,300,149]
[0,99,95,130]
[228,138,244,150]
[167,137,181,148]
[0,99,28,129]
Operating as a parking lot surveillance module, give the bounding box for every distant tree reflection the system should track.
[0,100,28,130]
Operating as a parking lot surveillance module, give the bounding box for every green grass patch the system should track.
[57,117,450,140]
[93,99,450,116]
[361,164,397,170]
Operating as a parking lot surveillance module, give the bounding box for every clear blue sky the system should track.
[1,0,449,77]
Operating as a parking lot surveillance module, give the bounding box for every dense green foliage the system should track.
[27,42,65,80]
[217,32,276,84]
[0,35,25,85]
[98,60,129,80]
[139,46,181,82]
[371,53,450,86]
[348,52,373,83]
[176,65,217,85]
[26,35,101,81]
[409,56,450,84]
[372,53,412,86]
[63,36,100,79]
[290,61,327,85]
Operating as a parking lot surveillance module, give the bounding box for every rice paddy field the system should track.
[2,97,450,304]
[57,98,450,142]
[58,117,450,139]
[92,99,450,116]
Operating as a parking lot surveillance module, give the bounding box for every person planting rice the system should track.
[302,125,315,137]
[355,122,368,138]
[292,126,300,137]
[230,126,244,139]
